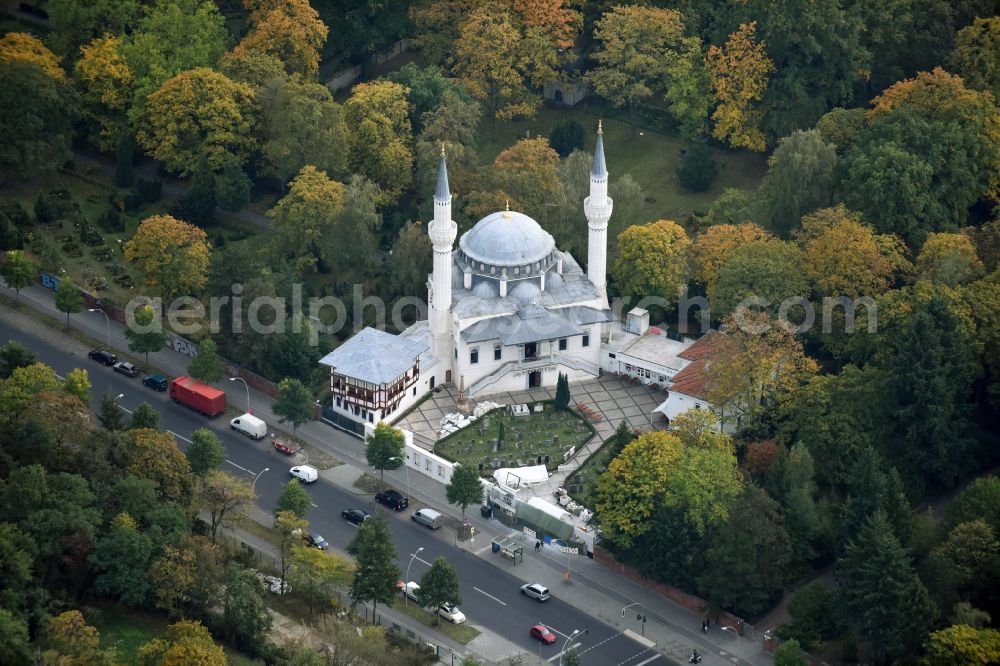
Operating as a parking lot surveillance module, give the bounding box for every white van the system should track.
[412,508,444,530]
[230,413,267,439]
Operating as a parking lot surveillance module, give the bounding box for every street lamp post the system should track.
[621,603,648,637]
[404,547,424,607]
[389,455,410,502]
[251,467,270,491]
[89,307,111,350]
[721,625,741,646]
[229,377,251,414]
[559,628,582,666]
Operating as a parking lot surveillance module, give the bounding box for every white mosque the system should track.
[320,125,616,428]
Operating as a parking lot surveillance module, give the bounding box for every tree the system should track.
[916,232,985,287]
[125,215,211,303]
[612,220,691,310]
[125,403,160,432]
[835,511,936,662]
[773,639,808,666]
[0,250,37,303]
[259,76,350,185]
[698,485,792,617]
[705,22,774,151]
[46,0,140,58]
[945,476,1000,535]
[139,619,226,666]
[317,174,381,282]
[188,339,225,383]
[273,378,312,437]
[274,510,306,596]
[125,304,167,368]
[417,556,461,622]
[54,277,83,330]
[0,609,30,666]
[798,205,906,298]
[0,33,65,81]
[139,68,256,176]
[707,310,818,431]
[218,49,287,91]
[198,471,255,544]
[950,17,1000,100]
[386,221,432,300]
[214,156,252,212]
[170,158,216,228]
[781,582,837,651]
[446,464,483,520]
[815,107,867,155]
[74,35,134,152]
[121,0,229,128]
[0,341,35,378]
[344,81,412,205]
[676,143,717,192]
[42,610,115,666]
[549,120,584,157]
[712,240,809,318]
[186,428,226,477]
[923,625,1000,665]
[365,421,404,490]
[232,0,328,77]
[98,390,126,431]
[63,367,91,405]
[347,512,401,619]
[289,545,353,617]
[491,138,561,212]
[275,478,313,518]
[553,373,570,411]
[268,165,346,275]
[884,293,977,487]
[410,0,479,67]
[89,514,154,605]
[453,5,547,121]
[757,129,837,236]
[0,62,76,179]
[119,429,194,504]
[690,223,774,293]
[586,6,687,137]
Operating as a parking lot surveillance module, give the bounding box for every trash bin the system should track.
[481,505,493,519]
[492,541,501,553]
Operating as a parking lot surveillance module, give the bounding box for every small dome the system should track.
[471,280,498,299]
[459,210,555,268]
[508,280,541,306]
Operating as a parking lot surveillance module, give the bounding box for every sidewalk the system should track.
[0,281,773,666]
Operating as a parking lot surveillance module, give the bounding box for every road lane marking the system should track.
[226,460,253,474]
[167,430,192,444]
[473,587,507,606]
[549,626,574,639]
[547,644,581,662]
[632,655,661,666]
[311,503,319,508]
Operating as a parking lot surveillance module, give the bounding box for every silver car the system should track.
[520,583,550,601]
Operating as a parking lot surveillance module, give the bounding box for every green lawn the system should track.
[477,106,768,232]
[90,603,170,663]
[390,596,481,645]
[434,405,594,474]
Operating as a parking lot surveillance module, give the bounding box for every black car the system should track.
[375,489,409,511]
[88,350,117,366]
[341,509,370,525]
[113,361,139,377]
[143,374,169,391]
[306,532,329,550]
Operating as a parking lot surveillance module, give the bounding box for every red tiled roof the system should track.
[668,357,710,399]
[678,329,721,361]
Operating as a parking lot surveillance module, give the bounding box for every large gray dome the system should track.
[459,210,555,267]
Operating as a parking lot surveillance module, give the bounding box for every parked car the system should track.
[88,350,117,366]
[438,602,466,624]
[112,361,139,377]
[306,532,329,550]
[289,465,318,483]
[412,508,444,530]
[520,583,551,602]
[375,489,409,511]
[341,509,370,525]
[142,374,168,391]
[530,624,557,644]
[402,581,421,602]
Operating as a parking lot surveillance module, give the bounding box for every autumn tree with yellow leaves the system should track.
[139,68,256,175]
[690,223,774,294]
[0,32,65,80]
[344,80,413,205]
[74,35,134,151]
[612,220,691,310]
[706,22,774,151]
[267,165,346,276]
[124,215,211,304]
[233,0,328,77]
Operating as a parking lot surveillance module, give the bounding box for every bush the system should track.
[676,143,718,192]
[0,203,31,227]
[215,158,252,212]
[98,207,124,232]
[135,178,163,203]
[549,120,585,157]
[34,194,59,223]
[115,135,135,187]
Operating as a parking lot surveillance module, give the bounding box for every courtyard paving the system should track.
[396,374,669,501]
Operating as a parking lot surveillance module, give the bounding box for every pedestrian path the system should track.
[0,281,773,666]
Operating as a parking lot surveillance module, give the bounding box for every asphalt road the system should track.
[0,317,661,665]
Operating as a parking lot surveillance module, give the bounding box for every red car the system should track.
[530,624,557,645]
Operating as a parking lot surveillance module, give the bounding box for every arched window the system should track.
[494,343,502,360]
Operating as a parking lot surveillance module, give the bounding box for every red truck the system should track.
[169,376,226,417]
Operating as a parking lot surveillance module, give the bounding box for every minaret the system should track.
[585,121,613,305]
[428,146,457,364]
